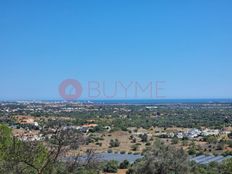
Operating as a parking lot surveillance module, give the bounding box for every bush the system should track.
[121,127,128,132]
[107,149,113,153]
[188,148,197,155]
[140,133,148,142]
[216,142,225,150]
[129,140,189,174]
[171,137,179,144]
[119,160,130,169]
[95,142,102,146]
[109,139,120,148]
[223,151,232,156]
[120,151,126,154]
[103,160,118,173]
[205,136,218,144]
[228,132,232,139]
[131,144,139,151]
[133,152,140,155]
[227,140,232,148]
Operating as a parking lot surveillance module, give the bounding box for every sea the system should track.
[9,98,232,105]
[79,99,232,105]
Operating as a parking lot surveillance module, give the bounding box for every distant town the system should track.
[0,101,232,173]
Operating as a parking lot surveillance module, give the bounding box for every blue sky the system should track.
[0,1,232,100]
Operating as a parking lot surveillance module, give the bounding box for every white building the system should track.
[202,129,219,136]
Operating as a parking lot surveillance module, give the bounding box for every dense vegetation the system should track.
[127,140,232,174]
[0,124,99,174]
[1,123,232,174]
[1,103,232,130]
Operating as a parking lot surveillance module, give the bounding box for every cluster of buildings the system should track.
[17,133,43,142]
[63,124,98,132]
[168,128,228,139]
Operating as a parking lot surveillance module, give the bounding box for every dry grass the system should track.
[101,169,127,174]
[79,130,146,154]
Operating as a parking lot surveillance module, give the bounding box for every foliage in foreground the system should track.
[127,140,190,174]
[127,140,232,174]
[0,124,99,174]
[1,124,232,174]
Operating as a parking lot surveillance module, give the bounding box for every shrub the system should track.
[188,148,197,155]
[107,149,113,153]
[109,139,120,148]
[120,151,126,154]
[227,140,232,148]
[119,160,130,169]
[140,133,148,142]
[171,137,179,144]
[103,160,118,173]
[131,144,139,151]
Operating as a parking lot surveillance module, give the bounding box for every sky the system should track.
[0,0,232,100]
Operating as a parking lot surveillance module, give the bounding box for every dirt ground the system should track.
[101,169,127,174]
[79,130,146,154]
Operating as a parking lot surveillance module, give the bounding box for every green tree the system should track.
[205,136,217,144]
[109,139,120,148]
[140,134,148,142]
[128,140,190,174]
[0,124,98,174]
[103,160,118,173]
[171,137,179,144]
[221,158,232,174]
[0,124,50,174]
[119,160,130,169]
